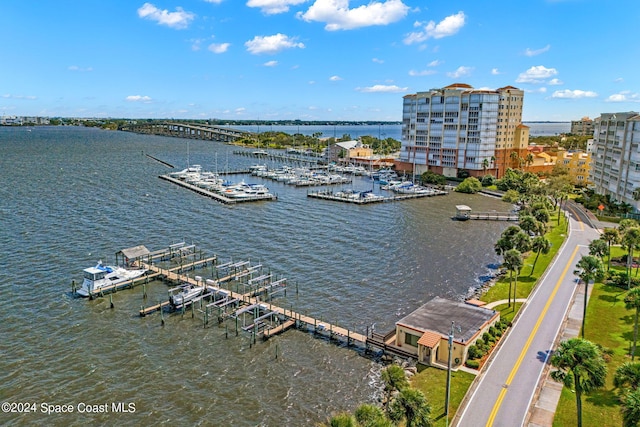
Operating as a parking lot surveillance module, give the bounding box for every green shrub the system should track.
[465,359,480,369]
[467,345,483,359]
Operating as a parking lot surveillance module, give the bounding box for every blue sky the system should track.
[1,0,638,121]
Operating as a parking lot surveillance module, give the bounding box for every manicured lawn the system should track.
[481,211,568,305]
[411,366,475,427]
[552,281,629,427]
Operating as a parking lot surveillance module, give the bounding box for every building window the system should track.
[405,333,420,347]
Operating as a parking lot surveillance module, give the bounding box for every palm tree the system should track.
[573,255,605,338]
[525,153,534,171]
[481,158,489,175]
[588,238,609,266]
[622,389,640,427]
[354,404,393,427]
[615,362,640,390]
[518,215,539,236]
[381,364,409,413]
[626,288,640,361]
[622,228,640,288]
[530,235,551,275]
[550,338,607,427]
[504,249,523,307]
[510,151,519,169]
[602,228,621,271]
[388,388,432,427]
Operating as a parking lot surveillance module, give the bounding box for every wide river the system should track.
[0,126,513,426]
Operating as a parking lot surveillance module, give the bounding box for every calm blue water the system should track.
[0,126,513,426]
[234,122,570,140]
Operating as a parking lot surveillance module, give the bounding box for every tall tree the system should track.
[626,287,640,361]
[573,255,605,338]
[530,235,551,275]
[550,338,607,427]
[588,238,609,265]
[504,249,524,307]
[518,215,539,236]
[622,228,640,288]
[388,388,432,427]
[602,228,621,271]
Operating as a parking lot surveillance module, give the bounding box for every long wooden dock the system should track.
[137,257,368,346]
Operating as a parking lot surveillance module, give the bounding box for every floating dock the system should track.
[308,188,448,204]
[454,205,518,221]
[159,175,277,204]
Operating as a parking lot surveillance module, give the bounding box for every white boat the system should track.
[169,165,202,179]
[77,262,147,297]
[170,283,205,308]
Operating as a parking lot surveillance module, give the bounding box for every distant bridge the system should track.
[120,121,255,143]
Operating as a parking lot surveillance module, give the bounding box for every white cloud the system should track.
[204,0,223,3]
[245,33,305,54]
[329,75,342,81]
[403,11,465,44]
[248,0,308,15]
[615,77,624,83]
[524,44,550,57]
[298,0,410,31]
[408,69,437,76]
[428,59,442,67]
[551,89,597,99]
[264,60,278,67]
[125,95,153,102]
[2,94,37,100]
[137,3,195,29]
[446,66,472,79]
[548,78,563,85]
[208,43,230,53]
[606,91,640,102]
[68,65,93,72]
[491,68,500,75]
[356,84,408,93]
[515,65,558,84]
[372,58,384,64]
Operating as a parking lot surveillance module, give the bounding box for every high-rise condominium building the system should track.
[571,117,594,136]
[398,83,525,178]
[590,112,640,209]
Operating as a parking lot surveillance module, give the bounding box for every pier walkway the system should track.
[138,259,368,346]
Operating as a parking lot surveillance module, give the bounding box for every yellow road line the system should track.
[486,244,581,426]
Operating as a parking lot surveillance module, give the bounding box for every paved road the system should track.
[454,205,600,427]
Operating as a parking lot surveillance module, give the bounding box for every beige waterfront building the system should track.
[397,83,525,179]
[571,116,595,136]
[393,297,499,368]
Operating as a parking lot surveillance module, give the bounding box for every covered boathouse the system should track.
[394,297,499,368]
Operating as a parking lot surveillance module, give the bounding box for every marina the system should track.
[2,126,515,426]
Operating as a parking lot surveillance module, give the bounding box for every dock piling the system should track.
[109,294,114,309]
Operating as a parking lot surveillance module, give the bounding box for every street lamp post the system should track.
[445,321,456,427]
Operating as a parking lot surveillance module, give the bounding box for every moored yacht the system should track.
[77,262,147,297]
